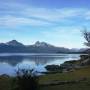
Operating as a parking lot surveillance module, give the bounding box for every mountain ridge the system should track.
[0,40,87,53]
[6,40,24,46]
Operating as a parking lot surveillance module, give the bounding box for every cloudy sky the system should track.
[0,0,90,48]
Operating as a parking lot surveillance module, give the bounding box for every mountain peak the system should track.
[34,41,54,47]
[6,40,24,46]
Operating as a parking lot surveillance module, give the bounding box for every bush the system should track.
[14,69,39,90]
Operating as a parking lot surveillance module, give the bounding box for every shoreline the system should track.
[0,54,89,76]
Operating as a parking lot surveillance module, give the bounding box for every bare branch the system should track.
[83,28,90,47]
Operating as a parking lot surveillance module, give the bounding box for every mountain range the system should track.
[0,40,88,53]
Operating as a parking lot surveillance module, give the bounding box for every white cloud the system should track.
[23,8,86,22]
[0,1,90,27]
[0,15,52,27]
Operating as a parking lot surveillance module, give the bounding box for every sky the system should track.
[0,0,90,48]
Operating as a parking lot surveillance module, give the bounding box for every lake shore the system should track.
[0,53,81,75]
[0,54,90,90]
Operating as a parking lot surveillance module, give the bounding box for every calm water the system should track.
[0,53,81,75]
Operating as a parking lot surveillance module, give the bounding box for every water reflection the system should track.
[0,63,15,75]
[0,55,69,66]
[0,54,80,75]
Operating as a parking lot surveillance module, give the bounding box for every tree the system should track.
[83,29,90,47]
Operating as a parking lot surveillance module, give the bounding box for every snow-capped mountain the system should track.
[33,41,54,47]
[6,40,24,46]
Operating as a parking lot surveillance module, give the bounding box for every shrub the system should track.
[14,69,39,90]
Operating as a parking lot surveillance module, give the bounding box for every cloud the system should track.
[22,8,86,22]
[0,15,52,27]
[0,1,90,27]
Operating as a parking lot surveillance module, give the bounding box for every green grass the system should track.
[39,66,90,90]
[0,66,90,90]
[40,80,90,90]
[39,66,90,84]
[0,75,13,90]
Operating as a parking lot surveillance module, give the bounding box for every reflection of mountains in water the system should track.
[0,55,68,66]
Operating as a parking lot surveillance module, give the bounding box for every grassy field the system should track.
[39,66,90,84]
[40,81,90,90]
[0,66,90,90]
[0,75,12,90]
[39,66,90,90]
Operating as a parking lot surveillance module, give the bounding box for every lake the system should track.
[0,53,81,75]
